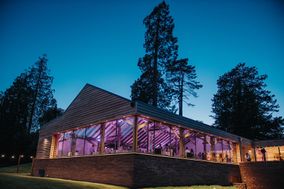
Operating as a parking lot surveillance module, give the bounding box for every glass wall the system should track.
[136,116,236,162]
[53,114,238,163]
[62,131,73,156]
[85,124,101,155]
[74,128,86,156]
[54,116,134,157]
[255,146,284,161]
[104,117,134,153]
[137,118,179,157]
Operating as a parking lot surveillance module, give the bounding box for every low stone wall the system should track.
[239,161,284,189]
[32,153,241,188]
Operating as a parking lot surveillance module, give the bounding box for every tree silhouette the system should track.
[212,63,283,139]
[167,58,202,116]
[0,55,60,157]
[27,54,56,132]
[131,1,178,111]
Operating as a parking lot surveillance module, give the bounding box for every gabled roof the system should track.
[40,84,135,136]
[41,83,252,144]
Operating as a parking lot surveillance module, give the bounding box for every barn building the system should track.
[32,84,284,188]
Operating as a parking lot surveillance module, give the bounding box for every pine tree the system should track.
[0,55,59,156]
[0,73,33,156]
[39,106,64,126]
[167,58,202,116]
[27,54,56,132]
[212,63,283,139]
[131,1,178,110]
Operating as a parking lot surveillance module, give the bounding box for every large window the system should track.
[104,117,134,153]
[74,128,86,156]
[184,130,205,159]
[56,133,64,157]
[61,131,73,157]
[137,117,179,156]
[256,146,284,161]
[117,117,134,152]
[85,124,101,155]
[53,115,239,164]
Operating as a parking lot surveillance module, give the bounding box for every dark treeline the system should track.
[0,55,63,160]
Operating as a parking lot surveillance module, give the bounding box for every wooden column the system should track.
[252,142,257,162]
[71,132,76,156]
[146,122,149,153]
[203,134,207,159]
[100,123,105,154]
[239,137,243,162]
[194,133,197,158]
[278,146,282,161]
[83,128,87,155]
[49,135,57,158]
[179,127,185,158]
[210,136,215,161]
[153,121,156,151]
[132,115,138,152]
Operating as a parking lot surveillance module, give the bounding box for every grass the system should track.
[0,173,127,189]
[143,186,236,189]
[0,163,32,173]
[0,163,236,189]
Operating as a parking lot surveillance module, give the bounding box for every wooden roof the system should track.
[40,84,252,144]
[135,101,252,144]
[40,84,135,137]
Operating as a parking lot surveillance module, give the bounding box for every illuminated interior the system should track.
[255,146,284,161]
[52,115,240,163]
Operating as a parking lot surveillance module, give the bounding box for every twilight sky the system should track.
[1,0,284,125]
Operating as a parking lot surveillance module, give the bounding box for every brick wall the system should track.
[32,153,241,188]
[32,154,134,187]
[133,154,241,188]
[239,161,284,189]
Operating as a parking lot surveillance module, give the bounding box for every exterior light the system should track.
[20,155,24,158]
[30,156,34,159]
[1,154,5,158]
[11,155,15,159]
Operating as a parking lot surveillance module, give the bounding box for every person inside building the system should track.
[189,148,194,158]
[201,152,206,160]
[154,143,162,154]
[245,152,251,162]
[261,147,267,162]
[185,147,190,158]
[89,144,95,155]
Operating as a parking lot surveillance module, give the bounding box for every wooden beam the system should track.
[100,123,105,154]
[132,115,138,152]
[179,127,185,158]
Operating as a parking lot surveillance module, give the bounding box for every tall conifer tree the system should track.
[0,55,59,156]
[27,54,56,132]
[0,73,33,156]
[131,1,178,110]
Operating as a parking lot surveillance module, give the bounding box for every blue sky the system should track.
[1,0,284,125]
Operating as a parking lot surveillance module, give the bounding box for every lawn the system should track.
[0,163,32,173]
[143,186,236,189]
[0,163,236,189]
